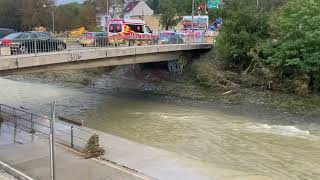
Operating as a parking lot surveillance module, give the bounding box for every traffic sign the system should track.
[208,0,221,9]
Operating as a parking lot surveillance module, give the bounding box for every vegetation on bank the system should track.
[192,0,320,96]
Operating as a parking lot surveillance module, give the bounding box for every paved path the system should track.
[0,124,149,180]
[0,170,17,180]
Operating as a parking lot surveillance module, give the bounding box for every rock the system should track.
[83,134,105,159]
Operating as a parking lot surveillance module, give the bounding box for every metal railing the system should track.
[0,104,96,150]
[0,33,213,57]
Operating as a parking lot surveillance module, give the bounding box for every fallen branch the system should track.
[221,90,233,95]
[58,115,83,126]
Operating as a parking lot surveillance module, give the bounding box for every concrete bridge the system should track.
[0,43,212,75]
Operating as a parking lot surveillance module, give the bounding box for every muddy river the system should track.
[0,76,319,180]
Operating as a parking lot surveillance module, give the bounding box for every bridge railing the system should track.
[0,34,213,57]
[0,104,96,151]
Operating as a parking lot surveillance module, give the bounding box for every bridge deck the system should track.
[0,43,212,74]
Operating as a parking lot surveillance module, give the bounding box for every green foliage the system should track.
[159,0,180,30]
[0,0,22,31]
[55,3,83,31]
[79,2,97,31]
[146,0,160,14]
[20,0,54,31]
[263,0,320,91]
[0,0,99,32]
[216,0,270,69]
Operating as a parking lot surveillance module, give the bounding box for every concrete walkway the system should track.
[0,170,17,180]
[0,124,149,180]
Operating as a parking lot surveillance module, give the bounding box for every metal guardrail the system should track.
[0,104,96,150]
[0,33,213,56]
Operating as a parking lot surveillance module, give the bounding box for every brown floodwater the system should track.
[1,77,320,180]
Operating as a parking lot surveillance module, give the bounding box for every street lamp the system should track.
[43,4,55,34]
[106,0,109,36]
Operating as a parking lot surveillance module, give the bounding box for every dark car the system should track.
[0,28,15,39]
[79,32,107,47]
[0,32,66,54]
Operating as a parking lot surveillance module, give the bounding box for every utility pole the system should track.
[43,0,55,34]
[106,0,109,35]
[49,101,56,180]
[52,7,55,34]
[52,0,55,34]
[191,0,195,42]
[191,0,195,32]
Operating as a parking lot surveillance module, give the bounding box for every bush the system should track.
[216,0,270,70]
[262,0,320,92]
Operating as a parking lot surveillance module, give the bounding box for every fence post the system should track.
[34,39,37,56]
[13,108,17,143]
[70,126,74,148]
[30,114,34,133]
[49,101,56,180]
[13,108,16,128]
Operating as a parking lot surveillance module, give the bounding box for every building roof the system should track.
[124,1,140,13]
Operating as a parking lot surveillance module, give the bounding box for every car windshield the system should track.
[36,32,53,39]
[127,24,144,33]
[95,33,105,37]
[86,33,94,37]
[2,32,23,40]
[39,32,53,38]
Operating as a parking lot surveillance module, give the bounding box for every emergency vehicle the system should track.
[107,18,158,46]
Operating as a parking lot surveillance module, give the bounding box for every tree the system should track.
[215,0,270,69]
[146,0,160,14]
[20,0,53,31]
[80,2,97,31]
[55,3,82,31]
[262,0,320,91]
[159,0,180,30]
[0,0,22,31]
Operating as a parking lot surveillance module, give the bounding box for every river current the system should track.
[0,77,319,180]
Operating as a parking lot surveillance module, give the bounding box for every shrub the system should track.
[262,0,320,92]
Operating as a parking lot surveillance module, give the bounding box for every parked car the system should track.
[159,31,185,44]
[79,32,107,47]
[0,32,66,54]
[0,28,15,39]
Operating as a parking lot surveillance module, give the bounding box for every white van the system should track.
[107,18,158,46]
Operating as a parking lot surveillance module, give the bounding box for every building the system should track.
[124,0,154,19]
[98,0,159,32]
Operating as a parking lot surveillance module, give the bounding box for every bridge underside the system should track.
[0,44,212,75]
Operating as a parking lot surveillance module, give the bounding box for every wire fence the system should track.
[0,33,214,56]
[0,104,96,151]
